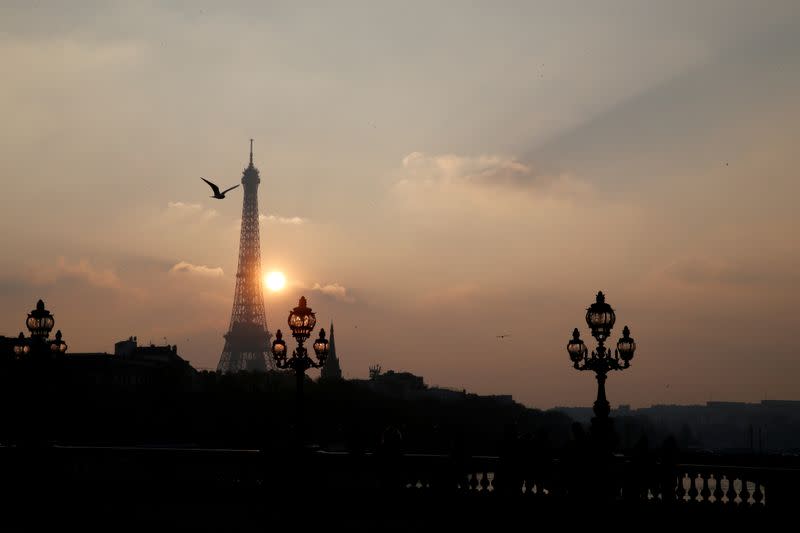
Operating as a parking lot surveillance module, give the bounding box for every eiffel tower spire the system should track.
[217,140,273,373]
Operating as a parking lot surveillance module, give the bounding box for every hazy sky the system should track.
[1,1,799,408]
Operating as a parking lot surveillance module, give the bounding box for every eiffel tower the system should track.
[217,140,274,373]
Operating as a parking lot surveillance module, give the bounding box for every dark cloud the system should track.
[664,256,798,286]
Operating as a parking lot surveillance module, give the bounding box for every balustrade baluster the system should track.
[753,481,764,507]
[740,479,753,506]
[479,472,490,492]
[726,476,739,506]
[676,472,687,502]
[469,472,479,492]
[699,473,711,503]
[687,471,699,503]
[712,474,724,505]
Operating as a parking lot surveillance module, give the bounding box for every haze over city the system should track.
[2,1,799,408]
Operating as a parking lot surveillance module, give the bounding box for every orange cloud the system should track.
[169,261,224,277]
[311,282,354,303]
[27,257,123,290]
[167,201,217,220]
[259,213,306,225]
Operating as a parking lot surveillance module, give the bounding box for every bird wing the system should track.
[201,177,221,195]
[221,184,240,195]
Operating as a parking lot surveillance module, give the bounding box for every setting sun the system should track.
[264,271,286,292]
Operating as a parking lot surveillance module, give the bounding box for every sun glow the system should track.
[264,271,286,292]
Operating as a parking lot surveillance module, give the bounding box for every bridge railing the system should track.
[1,445,797,511]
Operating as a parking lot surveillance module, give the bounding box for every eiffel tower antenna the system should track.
[217,140,273,373]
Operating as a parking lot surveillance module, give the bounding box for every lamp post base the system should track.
[589,415,616,455]
[590,372,616,453]
[588,414,618,502]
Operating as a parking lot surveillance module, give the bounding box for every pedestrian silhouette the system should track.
[377,425,404,492]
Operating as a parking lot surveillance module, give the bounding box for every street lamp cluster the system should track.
[567,291,636,447]
[13,300,67,358]
[5,292,637,459]
[268,291,637,452]
[272,296,329,444]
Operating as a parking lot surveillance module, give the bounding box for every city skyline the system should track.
[1,2,799,408]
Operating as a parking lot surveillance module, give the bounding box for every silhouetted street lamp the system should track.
[271,296,329,444]
[14,300,67,358]
[567,291,636,450]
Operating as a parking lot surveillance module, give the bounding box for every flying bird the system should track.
[201,177,240,199]
[496,334,511,339]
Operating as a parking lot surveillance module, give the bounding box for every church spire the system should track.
[320,321,342,381]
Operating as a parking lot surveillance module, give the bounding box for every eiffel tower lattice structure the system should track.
[217,140,274,373]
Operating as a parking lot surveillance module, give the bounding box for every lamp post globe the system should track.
[616,326,636,363]
[567,328,588,366]
[271,329,287,362]
[26,299,55,340]
[288,296,317,343]
[50,330,68,354]
[13,332,28,357]
[585,291,615,343]
[313,328,329,363]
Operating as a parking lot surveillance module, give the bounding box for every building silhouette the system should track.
[551,400,800,452]
[320,322,342,381]
[217,140,274,373]
[64,336,196,391]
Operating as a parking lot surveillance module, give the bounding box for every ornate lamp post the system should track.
[567,291,636,449]
[271,296,329,444]
[14,300,67,358]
